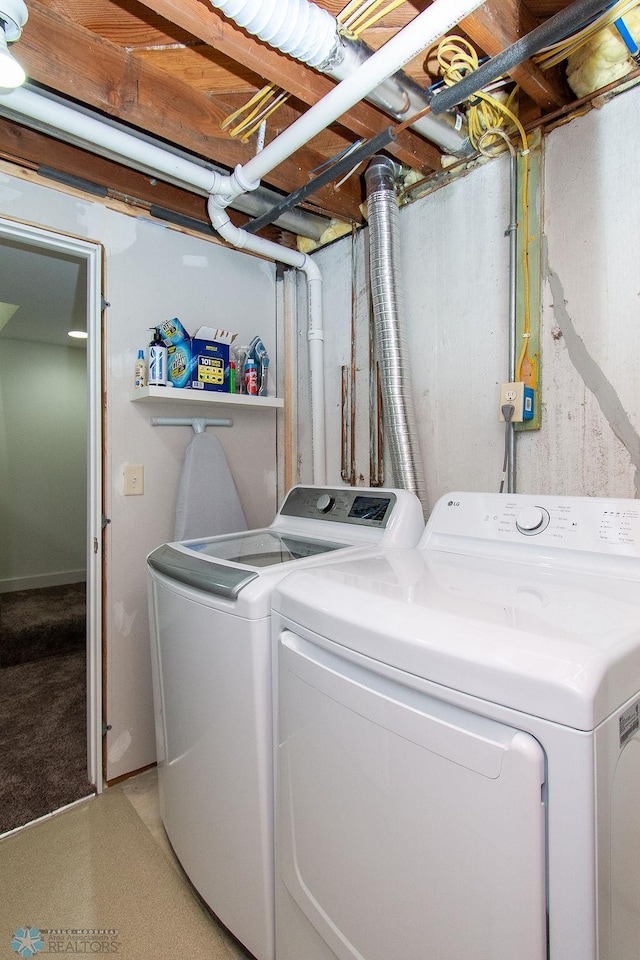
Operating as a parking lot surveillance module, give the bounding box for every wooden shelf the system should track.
[130,385,284,409]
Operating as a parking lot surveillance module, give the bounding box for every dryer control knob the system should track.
[515,506,550,536]
[316,493,335,514]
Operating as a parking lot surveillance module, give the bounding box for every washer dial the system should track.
[316,493,335,514]
[515,506,550,536]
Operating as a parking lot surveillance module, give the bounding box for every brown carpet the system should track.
[0,582,86,667]
[0,651,93,834]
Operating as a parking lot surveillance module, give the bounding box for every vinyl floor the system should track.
[0,769,250,960]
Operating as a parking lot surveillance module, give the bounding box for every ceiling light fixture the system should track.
[0,0,27,89]
[68,330,88,340]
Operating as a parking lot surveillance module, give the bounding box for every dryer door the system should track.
[276,628,547,960]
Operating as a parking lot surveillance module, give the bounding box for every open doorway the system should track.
[0,218,103,833]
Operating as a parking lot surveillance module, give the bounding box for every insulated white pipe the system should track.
[207,200,327,484]
[213,0,487,206]
[211,0,339,68]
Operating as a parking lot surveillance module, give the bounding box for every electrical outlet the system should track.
[124,464,144,496]
[499,382,535,422]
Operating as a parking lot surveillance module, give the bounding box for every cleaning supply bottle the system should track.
[245,358,258,395]
[148,327,167,386]
[134,349,146,389]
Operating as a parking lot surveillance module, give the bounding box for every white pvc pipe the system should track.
[0,86,229,195]
[233,0,486,196]
[207,199,327,484]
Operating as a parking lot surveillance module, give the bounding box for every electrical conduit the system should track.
[364,156,427,512]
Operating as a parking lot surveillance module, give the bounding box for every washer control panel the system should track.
[425,492,640,557]
[280,486,396,527]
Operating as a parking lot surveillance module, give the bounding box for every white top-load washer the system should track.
[272,491,640,960]
[146,485,424,960]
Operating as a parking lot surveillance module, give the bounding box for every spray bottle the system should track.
[147,327,167,386]
[245,358,258,395]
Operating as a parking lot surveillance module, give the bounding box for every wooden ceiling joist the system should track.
[134,0,444,172]
[0,1,598,229]
[17,0,364,221]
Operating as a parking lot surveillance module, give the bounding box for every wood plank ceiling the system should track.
[0,1,602,239]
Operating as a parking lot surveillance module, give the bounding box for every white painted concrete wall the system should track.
[0,169,278,779]
[0,339,87,590]
[522,90,640,498]
[308,85,640,507]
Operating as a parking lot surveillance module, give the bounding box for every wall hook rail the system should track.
[151,417,233,433]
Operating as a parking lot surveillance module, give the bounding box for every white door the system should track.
[277,628,547,960]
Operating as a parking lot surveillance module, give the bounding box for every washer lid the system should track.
[272,548,640,731]
[148,530,345,598]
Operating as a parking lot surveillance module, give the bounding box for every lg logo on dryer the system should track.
[447,500,461,507]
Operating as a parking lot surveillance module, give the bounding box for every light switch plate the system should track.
[124,463,144,496]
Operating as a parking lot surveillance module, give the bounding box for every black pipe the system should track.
[430,0,614,116]
[244,126,396,235]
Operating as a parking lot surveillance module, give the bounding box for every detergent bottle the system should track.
[147,327,167,386]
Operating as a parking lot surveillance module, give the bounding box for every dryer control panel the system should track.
[280,486,396,527]
[423,492,640,573]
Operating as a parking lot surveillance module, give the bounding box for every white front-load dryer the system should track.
[146,485,424,960]
[272,492,640,960]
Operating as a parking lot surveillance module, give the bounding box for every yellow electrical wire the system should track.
[437,36,535,388]
[337,0,366,23]
[236,91,291,142]
[221,83,290,141]
[338,0,407,38]
[349,0,407,36]
[436,38,525,149]
[221,83,276,131]
[535,0,640,68]
[341,0,379,29]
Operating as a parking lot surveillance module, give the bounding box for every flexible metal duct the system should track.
[365,156,427,512]
[210,0,472,158]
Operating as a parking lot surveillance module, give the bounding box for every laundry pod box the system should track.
[189,336,230,392]
[188,327,236,392]
[163,322,234,391]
